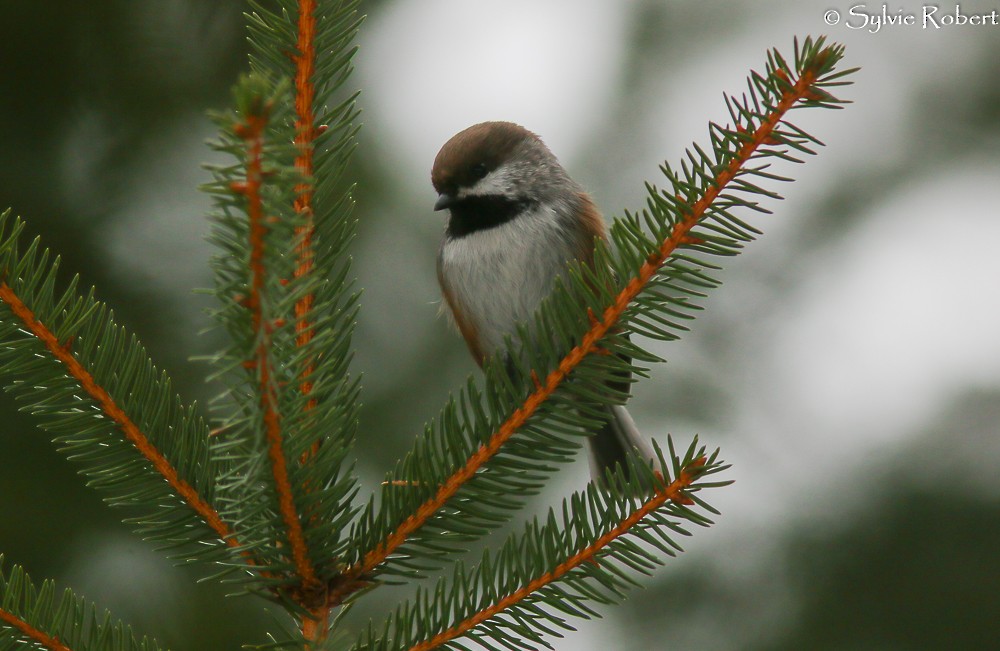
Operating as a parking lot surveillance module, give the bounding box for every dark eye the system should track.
[470,162,489,179]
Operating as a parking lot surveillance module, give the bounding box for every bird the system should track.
[431,120,655,485]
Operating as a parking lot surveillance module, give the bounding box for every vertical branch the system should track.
[301,608,331,649]
[235,105,318,591]
[292,2,330,642]
[293,0,318,415]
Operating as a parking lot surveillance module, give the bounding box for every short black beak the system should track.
[434,193,456,212]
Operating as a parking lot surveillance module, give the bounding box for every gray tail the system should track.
[586,404,657,486]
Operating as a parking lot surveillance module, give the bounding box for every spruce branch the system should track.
[233,81,320,591]
[0,210,244,567]
[378,448,723,651]
[0,609,71,651]
[199,0,363,615]
[204,76,320,595]
[286,9,355,633]
[0,281,233,546]
[0,556,162,651]
[333,36,854,606]
[246,0,364,436]
[239,0,363,566]
[292,0,319,417]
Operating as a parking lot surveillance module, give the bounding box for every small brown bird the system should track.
[431,121,654,483]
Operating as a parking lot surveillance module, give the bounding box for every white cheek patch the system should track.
[457,165,519,199]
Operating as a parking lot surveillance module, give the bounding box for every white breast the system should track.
[439,206,577,358]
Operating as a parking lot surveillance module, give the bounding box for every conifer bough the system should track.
[0,2,855,647]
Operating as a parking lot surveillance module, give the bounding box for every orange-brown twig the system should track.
[301,607,331,649]
[293,0,318,418]
[291,2,330,640]
[408,459,705,651]
[0,282,241,552]
[0,607,73,651]
[237,108,318,590]
[327,60,823,606]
